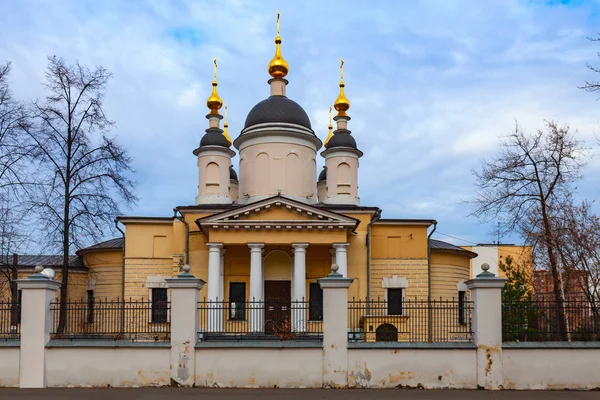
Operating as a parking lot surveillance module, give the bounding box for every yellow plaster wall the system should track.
[0,270,88,301]
[83,250,122,299]
[369,224,430,300]
[430,251,471,300]
[371,225,429,259]
[242,207,315,221]
[124,223,173,259]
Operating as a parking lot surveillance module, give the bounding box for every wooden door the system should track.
[264,281,291,334]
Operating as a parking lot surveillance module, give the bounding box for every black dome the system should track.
[200,128,230,148]
[318,167,327,182]
[229,165,238,180]
[244,96,311,129]
[327,130,357,149]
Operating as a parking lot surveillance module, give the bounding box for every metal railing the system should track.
[197,299,323,342]
[0,299,20,339]
[348,297,473,343]
[50,298,170,341]
[502,298,600,342]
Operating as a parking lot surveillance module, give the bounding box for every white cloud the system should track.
[1,0,599,246]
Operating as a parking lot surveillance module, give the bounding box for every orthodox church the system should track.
[94,17,480,311]
[5,16,530,332]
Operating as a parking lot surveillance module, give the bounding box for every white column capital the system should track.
[206,242,223,251]
[332,242,350,250]
[248,243,264,250]
[291,243,309,251]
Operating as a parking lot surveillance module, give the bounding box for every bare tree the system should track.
[0,61,32,192]
[19,56,137,332]
[580,34,600,95]
[0,198,28,325]
[471,121,587,339]
[554,201,600,307]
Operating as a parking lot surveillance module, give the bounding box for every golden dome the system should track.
[268,12,289,79]
[324,106,333,148]
[223,105,233,146]
[334,59,350,117]
[206,58,223,114]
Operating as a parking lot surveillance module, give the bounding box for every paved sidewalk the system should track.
[1,388,599,399]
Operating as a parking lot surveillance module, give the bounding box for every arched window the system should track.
[206,162,219,193]
[285,153,300,194]
[337,162,351,194]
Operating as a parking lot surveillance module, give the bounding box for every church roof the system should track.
[0,255,86,270]
[244,95,312,130]
[78,237,124,253]
[429,239,478,258]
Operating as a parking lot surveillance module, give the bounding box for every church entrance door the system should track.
[264,280,291,334]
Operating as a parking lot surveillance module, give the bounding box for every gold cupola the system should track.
[223,104,233,146]
[334,59,350,117]
[268,12,289,79]
[206,58,223,114]
[324,106,333,148]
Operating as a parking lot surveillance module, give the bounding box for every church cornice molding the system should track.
[195,195,360,232]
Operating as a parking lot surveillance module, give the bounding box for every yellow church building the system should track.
[79,19,483,334]
[3,17,537,341]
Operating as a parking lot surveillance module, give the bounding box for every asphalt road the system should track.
[0,389,599,400]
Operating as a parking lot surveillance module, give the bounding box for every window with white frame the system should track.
[147,276,170,324]
[382,275,409,316]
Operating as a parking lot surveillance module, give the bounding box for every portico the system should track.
[196,196,357,334]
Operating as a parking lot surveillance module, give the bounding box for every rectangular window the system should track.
[86,290,94,324]
[387,288,403,316]
[458,291,467,325]
[309,283,323,321]
[229,282,246,320]
[151,288,168,323]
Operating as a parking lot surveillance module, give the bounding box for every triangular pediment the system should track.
[196,196,359,231]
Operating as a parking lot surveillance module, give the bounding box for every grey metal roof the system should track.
[244,95,312,130]
[79,237,124,252]
[0,254,84,268]
[429,239,478,258]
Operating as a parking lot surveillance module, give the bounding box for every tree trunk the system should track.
[540,204,569,340]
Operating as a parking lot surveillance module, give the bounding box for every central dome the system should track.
[244,95,312,129]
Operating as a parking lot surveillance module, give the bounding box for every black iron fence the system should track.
[502,299,600,342]
[0,299,20,339]
[50,298,170,341]
[197,299,323,341]
[348,297,473,343]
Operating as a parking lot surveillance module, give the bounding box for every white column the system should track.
[248,243,265,332]
[166,269,205,387]
[17,273,61,388]
[206,243,223,332]
[292,243,309,332]
[219,248,226,302]
[333,243,350,277]
[466,265,507,390]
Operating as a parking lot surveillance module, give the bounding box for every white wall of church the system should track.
[237,140,317,204]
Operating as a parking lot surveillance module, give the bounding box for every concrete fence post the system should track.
[318,264,354,388]
[165,266,205,387]
[466,264,507,390]
[16,270,61,388]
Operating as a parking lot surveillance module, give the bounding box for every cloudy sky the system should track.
[1,0,599,247]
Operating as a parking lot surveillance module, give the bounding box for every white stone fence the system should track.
[1,267,600,389]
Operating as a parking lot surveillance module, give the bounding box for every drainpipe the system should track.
[114,219,126,335]
[366,208,382,303]
[427,220,437,342]
[173,208,189,265]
